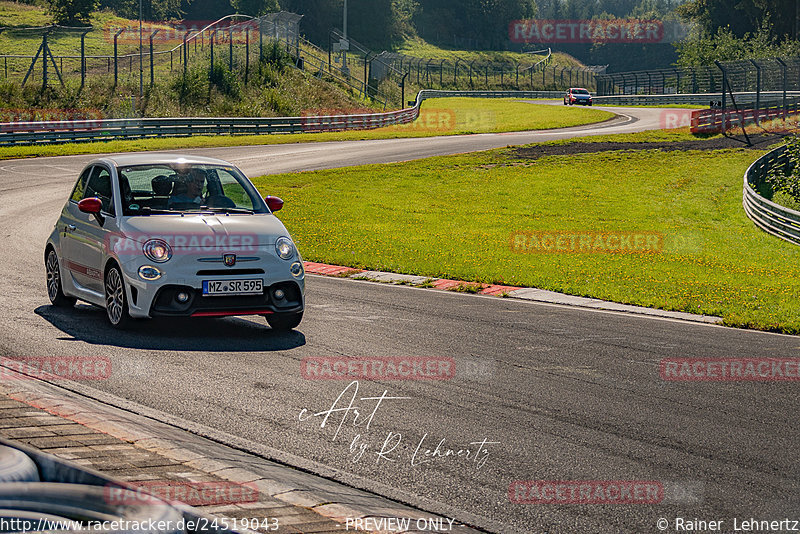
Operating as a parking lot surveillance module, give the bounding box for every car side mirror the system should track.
[78,197,102,214]
[78,197,105,225]
[265,196,284,212]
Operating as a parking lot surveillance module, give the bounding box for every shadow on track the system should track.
[34,304,305,352]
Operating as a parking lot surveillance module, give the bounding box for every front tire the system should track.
[266,311,303,331]
[45,249,76,308]
[104,265,133,329]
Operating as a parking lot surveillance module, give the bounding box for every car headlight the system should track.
[275,237,295,260]
[143,239,172,263]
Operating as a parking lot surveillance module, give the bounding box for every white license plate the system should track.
[202,279,263,296]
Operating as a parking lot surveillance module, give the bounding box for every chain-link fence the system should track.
[368,49,598,92]
[0,14,300,89]
[596,57,800,97]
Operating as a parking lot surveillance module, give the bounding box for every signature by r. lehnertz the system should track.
[298,380,497,469]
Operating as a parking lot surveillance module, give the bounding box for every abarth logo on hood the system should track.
[223,253,237,267]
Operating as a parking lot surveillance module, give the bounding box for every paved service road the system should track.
[4,106,799,533]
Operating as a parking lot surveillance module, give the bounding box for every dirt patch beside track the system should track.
[513,133,786,160]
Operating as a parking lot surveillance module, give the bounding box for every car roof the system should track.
[91,153,236,168]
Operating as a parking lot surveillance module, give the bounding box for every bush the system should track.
[766,136,800,203]
[170,66,208,109]
[261,40,291,69]
[45,0,96,24]
[209,62,241,99]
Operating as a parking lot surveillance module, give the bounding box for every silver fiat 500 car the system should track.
[44,154,305,330]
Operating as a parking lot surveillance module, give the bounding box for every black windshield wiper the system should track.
[135,207,183,215]
[200,206,255,214]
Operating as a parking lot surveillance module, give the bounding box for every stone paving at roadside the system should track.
[0,375,481,534]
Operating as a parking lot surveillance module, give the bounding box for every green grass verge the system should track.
[396,37,582,68]
[252,140,800,334]
[0,98,613,160]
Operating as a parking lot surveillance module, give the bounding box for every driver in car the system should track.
[169,169,206,207]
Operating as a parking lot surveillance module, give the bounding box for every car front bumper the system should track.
[118,245,305,319]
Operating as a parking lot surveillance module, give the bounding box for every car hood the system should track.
[118,214,290,247]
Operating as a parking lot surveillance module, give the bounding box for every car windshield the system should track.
[118,163,266,216]
[572,89,589,95]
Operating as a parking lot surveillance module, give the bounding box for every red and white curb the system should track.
[303,261,723,325]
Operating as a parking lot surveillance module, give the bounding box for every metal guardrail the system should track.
[0,89,568,146]
[1,89,798,146]
[0,107,421,146]
[594,91,800,107]
[743,145,800,246]
[691,98,800,133]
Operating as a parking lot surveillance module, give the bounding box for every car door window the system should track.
[70,167,93,203]
[215,168,255,210]
[84,166,114,216]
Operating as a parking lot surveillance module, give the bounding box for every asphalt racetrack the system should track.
[3,105,798,533]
